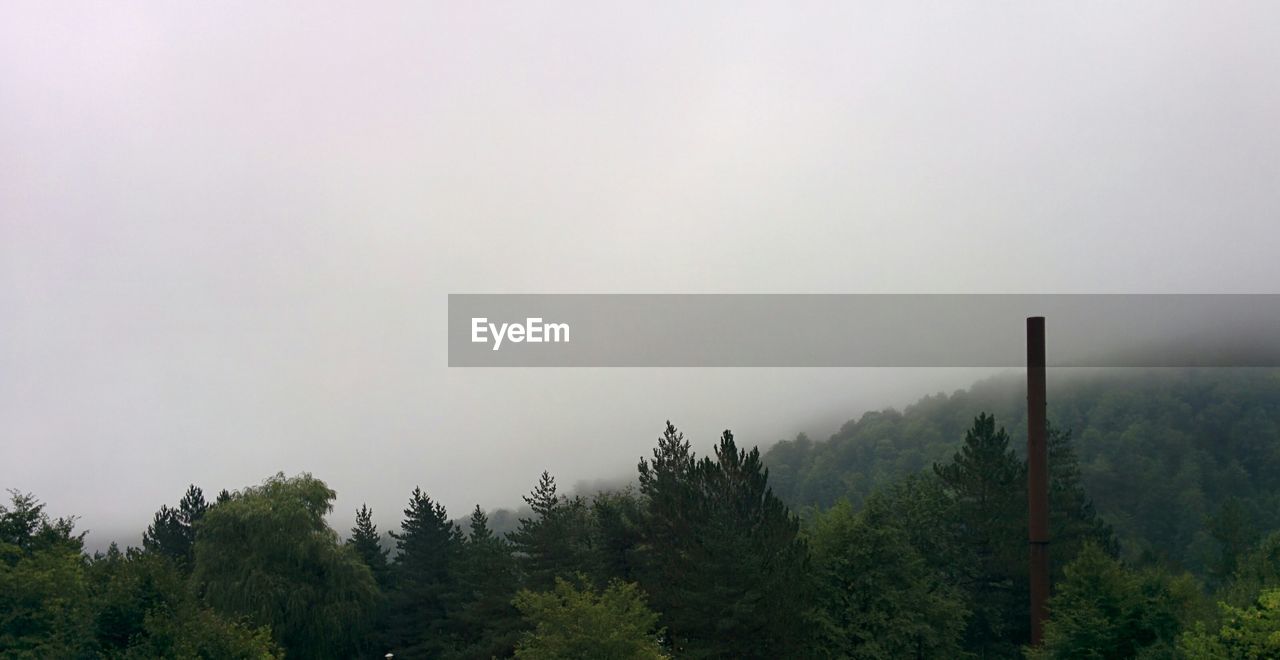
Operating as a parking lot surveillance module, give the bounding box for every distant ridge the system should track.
[764,368,1280,572]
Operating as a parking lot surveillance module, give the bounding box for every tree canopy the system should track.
[7,370,1280,658]
[192,473,378,659]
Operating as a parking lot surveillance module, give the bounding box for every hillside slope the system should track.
[765,369,1280,571]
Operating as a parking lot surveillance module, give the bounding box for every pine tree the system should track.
[453,505,523,658]
[637,425,813,658]
[508,472,596,590]
[347,504,389,587]
[343,504,390,656]
[1047,424,1118,576]
[142,485,207,569]
[695,431,813,658]
[634,421,698,626]
[933,413,1028,656]
[387,487,464,657]
[636,422,697,548]
[590,489,644,583]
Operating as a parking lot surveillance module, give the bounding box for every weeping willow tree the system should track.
[192,472,379,659]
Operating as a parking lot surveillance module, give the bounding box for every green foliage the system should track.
[509,471,599,589]
[636,423,813,658]
[809,497,968,658]
[1,492,274,658]
[9,368,1280,657]
[1047,425,1120,577]
[513,575,667,660]
[634,421,697,624]
[142,485,208,569]
[1208,497,1260,586]
[117,606,281,659]
[590,488,644,583]
[1031,543,1200,659]
[89,544,178,652]
[345,503,392,656]
[192,472,378,659]
[386,486,465,657]
[767,370,1280,574]
[934,413,1029,655]
[88,544,280,658]
[1218,531,1280,609]
[0,490,83,556]
[1179,588,1280,659]
[453,505,523,658]
[0,491,93,657]
[347,503,390,586]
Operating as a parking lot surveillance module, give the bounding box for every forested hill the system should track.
[765,368,1280,572]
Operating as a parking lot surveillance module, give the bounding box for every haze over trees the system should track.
[4,369,1280,657]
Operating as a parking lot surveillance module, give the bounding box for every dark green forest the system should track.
[4,369,1280,658]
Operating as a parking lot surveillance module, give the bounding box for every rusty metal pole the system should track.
[1027,317,1050,647]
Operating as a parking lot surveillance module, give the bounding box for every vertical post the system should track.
[1027,316,1050,647]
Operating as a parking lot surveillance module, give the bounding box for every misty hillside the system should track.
[765,368,1280,572]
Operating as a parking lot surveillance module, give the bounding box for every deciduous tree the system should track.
[513,575,666,660]
[192,473,378,659]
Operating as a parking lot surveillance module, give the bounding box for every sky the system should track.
[2,2,1279,547]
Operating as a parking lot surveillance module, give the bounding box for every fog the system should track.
[3,2,1279,547]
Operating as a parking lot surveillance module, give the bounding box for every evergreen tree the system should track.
[692,430,813,658]
[142,484,207,569]
[453,505,523,658]
[634,422,698,624]
[347,504,390,587]
[508,471,597,589]
[636,422,697,551]
[346,503,392,657]
[933,413,1027,656]
[763,369,1280,574]
[1047,425,1118,579]
[637,425,813,658]
[590,488,644,583]
[387,487,465,658]
[510,471,561,590]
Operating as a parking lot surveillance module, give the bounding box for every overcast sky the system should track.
[3,2,1279,546]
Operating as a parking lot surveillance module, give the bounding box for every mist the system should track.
[3,1,1279,548]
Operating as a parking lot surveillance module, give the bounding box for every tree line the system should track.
[4,374,1280,657]
[767,369,1280,576]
